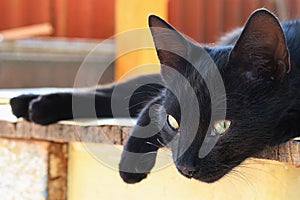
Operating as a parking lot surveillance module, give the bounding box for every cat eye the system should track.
[213,120,231,135]
[167,115,179,131]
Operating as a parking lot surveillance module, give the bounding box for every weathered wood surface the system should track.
[47,142,68,200]
[0,118,300,166]
[0,119,131,145]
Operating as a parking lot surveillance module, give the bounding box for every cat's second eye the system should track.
[167,115,179,131]
[213,120,231,135]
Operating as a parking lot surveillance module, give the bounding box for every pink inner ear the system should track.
[148,15,173,30]
[151,29,188,68]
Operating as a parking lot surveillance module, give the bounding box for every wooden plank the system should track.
[0,118,299,166]
[257,139,300,167]
[0,119,131,144]
[48,142,68,200]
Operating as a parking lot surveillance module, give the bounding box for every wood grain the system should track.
[0,119,300,166]
[47,142,68,200]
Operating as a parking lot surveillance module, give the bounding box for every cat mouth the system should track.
[177,167,230,183]
[193,172,226,183]
[198,167,235,183]
[177,167,198,179]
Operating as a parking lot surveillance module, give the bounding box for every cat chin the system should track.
[177,167,230,183]
[192,173,226,183]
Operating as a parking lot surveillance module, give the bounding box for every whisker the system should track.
[142,151,157,156]
[145,141,161,148]
[145,141,171,156]
[128,100,150,110]
[157,138,165,147]
[228,169,256,194]
[124,91,160,99]
[236,161,283,183]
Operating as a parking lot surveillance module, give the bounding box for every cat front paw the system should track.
[119,149,157,184]
[10,94,39,121]
[119,171,148,184]
[28,94,71,125]
[10,94,67,125]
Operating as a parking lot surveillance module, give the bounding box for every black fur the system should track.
[10,9,300,183]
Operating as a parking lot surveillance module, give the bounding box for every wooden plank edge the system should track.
[0,119,299,166]
[0,120,130,145]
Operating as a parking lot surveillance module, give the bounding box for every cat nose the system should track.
[177,165,197,178]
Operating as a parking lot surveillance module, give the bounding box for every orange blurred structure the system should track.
[114,0,168,80]
[0,0,300,43]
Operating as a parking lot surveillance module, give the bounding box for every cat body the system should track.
[10,9,300,183]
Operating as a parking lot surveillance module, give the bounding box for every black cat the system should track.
[10,9,300,183]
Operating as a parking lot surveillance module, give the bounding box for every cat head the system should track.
[149,9,291,182]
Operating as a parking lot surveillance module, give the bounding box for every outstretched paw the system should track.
[119,147,157,184]
[28,93,71,125]
[10,93,72,125]
[10,94,39,121]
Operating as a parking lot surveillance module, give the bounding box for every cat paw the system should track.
[10,94,39,121]
[119,149,156,184]
[28,94,69,125]
[119,171,148,184]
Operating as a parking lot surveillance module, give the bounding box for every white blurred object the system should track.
[0,23,53,41]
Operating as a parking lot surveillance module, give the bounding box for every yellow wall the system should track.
[114,0,168,80]
[68,143,300,200]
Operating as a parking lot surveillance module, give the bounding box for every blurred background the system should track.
[1,0,300,42]
[1,1,300,200]
[0,0,299,88]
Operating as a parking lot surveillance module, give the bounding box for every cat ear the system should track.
[229,9,290,81]
[148,15,190,79]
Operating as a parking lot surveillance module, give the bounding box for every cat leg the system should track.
[119,97,165,183]
[10,73,164,125]
[10,94,39,121]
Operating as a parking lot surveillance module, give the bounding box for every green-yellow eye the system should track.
[213,120,231,135]
[167,115,179,130]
